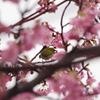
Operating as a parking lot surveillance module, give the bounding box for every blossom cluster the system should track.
[38,0,58,13]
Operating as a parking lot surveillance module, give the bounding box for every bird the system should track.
[39,46,56,60]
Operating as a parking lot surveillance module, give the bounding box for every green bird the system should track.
[39,47,56,60]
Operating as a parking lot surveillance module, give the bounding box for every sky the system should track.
[0,0,100,100]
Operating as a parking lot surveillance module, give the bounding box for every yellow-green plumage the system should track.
[39,47,55,60]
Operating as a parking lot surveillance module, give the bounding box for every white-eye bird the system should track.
[39,47,56,60]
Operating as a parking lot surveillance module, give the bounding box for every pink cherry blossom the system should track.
[0,23,11,34]
[38,0,47,7]
[0,50,2,58]
[70,16,93,30]
[2,41,19,64]
[86,72,96,85]
[20,23,53,52]
[90,23,100,35]
[52,51,66,60]
[38,0,57,13]
[84,32,94,40]
[48,4,58,13]
[47,71,86,100]
[37,88,50,95]
[20,29,35,52]
[52,34,64,48]
[47,78,60,94]
[58,72,86,100]
[78,71,85,80]
[17,70,29,81]
[0,72,12,97]
[64,28,83,40]
[70,3,99,32]
[93,82,100,93]
[82,3,99,18]
[32,22,53,46]
[11,92,36,100]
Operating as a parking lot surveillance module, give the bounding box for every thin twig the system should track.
[60,0,71,51]
[11,0,68,28]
